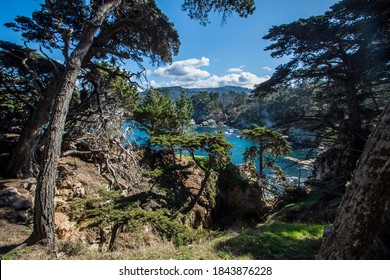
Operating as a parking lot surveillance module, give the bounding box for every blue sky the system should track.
[1,0,339,89]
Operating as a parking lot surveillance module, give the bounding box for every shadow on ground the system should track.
[214,221,325,260]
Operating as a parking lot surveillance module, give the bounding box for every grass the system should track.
[109,221,326,260]
[1,221,326,260]
[214,221,326,260]
[285,187,323,209]
[270,186,325,221]
[179,154,208,167]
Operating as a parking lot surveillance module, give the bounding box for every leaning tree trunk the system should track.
[317,100,390,259]
[7,81,58,178]
[32,0,122,250]
[258,142,264,178]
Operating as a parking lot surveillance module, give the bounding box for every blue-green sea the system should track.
[124,122,316,184]
[194,126,315,182]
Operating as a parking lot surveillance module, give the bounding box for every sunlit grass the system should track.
[214,221,326,260]
[274,186,324,217]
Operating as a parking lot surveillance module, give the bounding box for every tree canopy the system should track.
[134,89,193,137]
[253,0,390,185]
[0,41,59,133]
[181,0,255,25]
[239,126,291,178]
[3,0,257,249]
[254,0,389,126]
[5,0,181,69]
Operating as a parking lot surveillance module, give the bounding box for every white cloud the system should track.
[148,80,160,88]
[227,65,245,73]
[166,72,269,89]
[149,58,269,89]
[227,68,243,73]
[152,57,210,81]
[262,66,273,72]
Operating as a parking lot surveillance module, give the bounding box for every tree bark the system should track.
[32,0,122,250]
[108,224,121,252]
[7,81,58,178]
[259,142,264,178]
[317,100,390,259]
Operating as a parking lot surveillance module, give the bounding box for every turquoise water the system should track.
[124,122,315,183]
[194,126,315,182]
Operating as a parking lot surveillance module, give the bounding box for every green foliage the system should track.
[150,132,231,213]
[262,85,323,125]
[176,91,194,131]
[145,168,164,179]
[187,87,322,141]
[151,132,232,171]
[180,132,233,171]
[134,90,178,135]
[71,188,203,247]
[150,134,184,165]
[255,0,390,152]
[191,91,253,126]
[277,187,323,215]
[5,0,180,66]
[240,126,291,156]
[135,89,193,138]
[181,0,255,25]
[204,170,219,208]
[240,126,291,176]
[191,92,219,123]
[192,155,208,167]
[150,133,182,151]
[77,62,139,115]
[126,208,206,246]
[0,41,58,133]
[105,69,139,114]
[215,221,326,259]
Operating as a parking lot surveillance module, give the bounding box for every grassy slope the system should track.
[122,186,328,260]
[1,222,326,260]
[212,221,325,260]
[1,180,328,260]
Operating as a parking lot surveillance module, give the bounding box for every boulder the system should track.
[0,186,33,210]
[226,185,269,219]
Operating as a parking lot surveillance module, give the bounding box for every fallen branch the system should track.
[62,149,108,157]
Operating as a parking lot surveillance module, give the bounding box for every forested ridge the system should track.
[0,0,389,260]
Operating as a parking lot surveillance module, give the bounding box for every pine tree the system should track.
[239,126,291,178]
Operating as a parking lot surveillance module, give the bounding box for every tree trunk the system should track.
[7,81,58,178]
[258,142,264,178]
[317,101,390,259]
[108,223,121,252]
[31,0,122,250]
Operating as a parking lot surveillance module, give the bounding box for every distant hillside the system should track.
[143,86,252,100]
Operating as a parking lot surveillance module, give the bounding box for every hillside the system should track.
[144,86,252,100]
[0,168,327,260]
